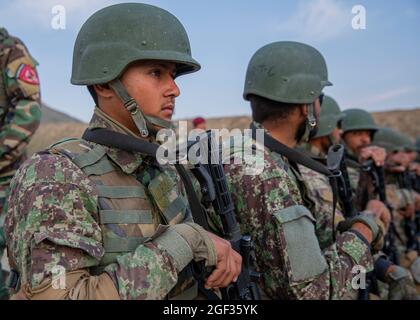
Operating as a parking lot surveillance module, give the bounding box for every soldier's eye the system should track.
[151,69,162,77]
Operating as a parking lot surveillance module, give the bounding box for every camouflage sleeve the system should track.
[4,152,182,299]
[225,160,373,300]
[298,165,345,249]
[386,185,414,210]
[0,38,41,170]
[347,166,360,194]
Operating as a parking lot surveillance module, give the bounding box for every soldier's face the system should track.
[121,60,180,121]
[405,151,417,162]
[343,130,372,155]
[387,151,410,168]
[331,126,343,144]
[194,122,207,130]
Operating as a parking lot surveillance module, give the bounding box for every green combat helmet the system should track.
[373,127,415,153]
[243,41,332,142]
[71,3,200,137]
[416,137,420,153]
[313,95,343,139]
[341,109,378,135]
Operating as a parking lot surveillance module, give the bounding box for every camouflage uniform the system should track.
[342,124,419,299]
[223,122,374,300]
[5,4,223,300]
[0,27,41,298]
[5,107,217,300]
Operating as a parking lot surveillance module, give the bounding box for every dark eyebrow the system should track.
[154,62,176,73]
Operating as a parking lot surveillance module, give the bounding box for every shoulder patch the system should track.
[17,63,39,84]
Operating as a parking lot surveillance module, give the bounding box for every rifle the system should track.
[394,170,420,253]
[326,144,358,218]
[362,159,400,265]
[327,144,379,299]
[182,130,261,300]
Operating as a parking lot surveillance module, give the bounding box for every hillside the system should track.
[40,103,84,123]
[200,108,420,138]
[27,106,420,156]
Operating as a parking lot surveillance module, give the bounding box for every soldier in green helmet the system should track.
[4,3,241,300]
[340,111,420,299]
[221,41,390,299]
[375,128,419,208]
[371,128,420,298]
[0,27,42,300]
[372,129,419,243]
[296,98,416,300]
[340,109,388,207]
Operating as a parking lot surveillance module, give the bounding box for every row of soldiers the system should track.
[298,99,420,299]
[0,3,419,300]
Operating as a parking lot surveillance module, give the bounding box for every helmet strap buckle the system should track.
[109,79,149,138]
[124,99,139,115]
[307,103,317,128]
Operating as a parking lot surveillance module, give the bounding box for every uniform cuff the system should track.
[374,256,393,282]
[152,227,194,272]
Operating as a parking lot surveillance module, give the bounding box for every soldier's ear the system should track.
[93,83,114,98]
[300,104,308,118]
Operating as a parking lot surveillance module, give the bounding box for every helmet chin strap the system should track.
[301,103,317,143]
[327,134,335,147]
[109,79,173,138]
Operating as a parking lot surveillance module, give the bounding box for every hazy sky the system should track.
[1,0,419,122]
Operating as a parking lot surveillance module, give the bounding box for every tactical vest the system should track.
[49,137,197,299]
[268,149,316,212]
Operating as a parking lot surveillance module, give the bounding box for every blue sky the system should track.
[1,0,420,123]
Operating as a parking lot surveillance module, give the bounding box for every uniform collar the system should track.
[87,107,153,174]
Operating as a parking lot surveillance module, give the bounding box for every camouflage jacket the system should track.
[223,122,373,300]
[0,28,41,178]
[296,143,345,249]
[384,172,416,210]
[5,108,209,300]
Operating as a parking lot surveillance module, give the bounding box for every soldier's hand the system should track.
[205,232,242,289]
[366,199,391,231]
[399,203,415,219]
[386,164,406,173]
[359,146,386,167]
